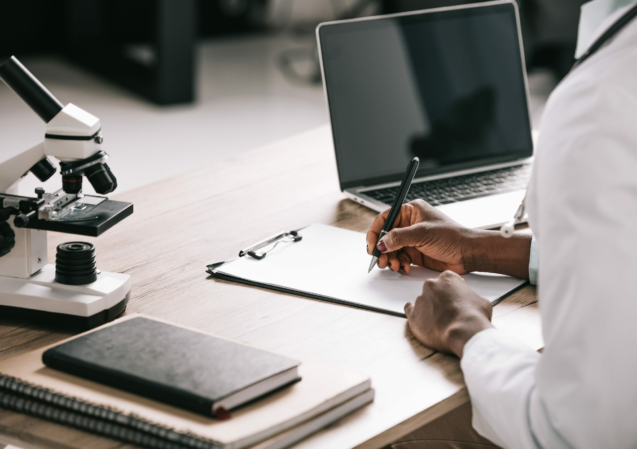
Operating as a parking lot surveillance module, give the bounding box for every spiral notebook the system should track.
[0,314,373,449]
[208,224,527,317]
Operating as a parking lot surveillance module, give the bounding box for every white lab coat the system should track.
[460,6,637,449]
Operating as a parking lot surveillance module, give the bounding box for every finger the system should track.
[386,254,399,271]
[367,204,414,255]
[422,278,436,294]
[402,246,426,267]
[386,253,400,271]
[404,301,414,318]
[366,208,391,255]
[379,223,425,253]
[386,248,403,271]
[439,270,464,283]
[377,252,389,269]
[397,251,412,273]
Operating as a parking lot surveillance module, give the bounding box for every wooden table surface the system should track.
[0,125,542,449]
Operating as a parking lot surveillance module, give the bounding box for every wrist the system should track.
[460,229,492,273]
[462,230,531,279]
[447,317,493,358]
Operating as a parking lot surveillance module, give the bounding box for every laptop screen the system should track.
[318,2,533,190]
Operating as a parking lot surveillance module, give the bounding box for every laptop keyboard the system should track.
[363,164,531,207]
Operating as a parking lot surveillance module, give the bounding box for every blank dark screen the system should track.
[319,4,533,188]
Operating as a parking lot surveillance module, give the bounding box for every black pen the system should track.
[368,157,420,273]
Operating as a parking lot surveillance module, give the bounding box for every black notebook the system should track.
[42,316,301,418]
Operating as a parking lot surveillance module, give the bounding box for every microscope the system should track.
[0,56,132,328]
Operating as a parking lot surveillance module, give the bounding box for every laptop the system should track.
[316,0,533,229]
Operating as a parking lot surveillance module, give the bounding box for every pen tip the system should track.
[368,257,377,273]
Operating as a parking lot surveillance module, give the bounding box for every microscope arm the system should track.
[0,56,109,197]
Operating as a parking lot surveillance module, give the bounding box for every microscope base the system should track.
[0,264,130,329]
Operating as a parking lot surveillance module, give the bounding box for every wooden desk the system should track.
[0,125,542,449]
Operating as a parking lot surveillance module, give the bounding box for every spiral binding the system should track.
[0,374,220,449]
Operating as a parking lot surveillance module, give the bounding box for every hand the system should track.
[366,199,532,279]
[404,270,493,357]
[366,200,475,274]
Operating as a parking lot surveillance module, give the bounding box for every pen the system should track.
[368,157,420,273]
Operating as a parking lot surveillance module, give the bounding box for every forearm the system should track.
[462,231,532,279]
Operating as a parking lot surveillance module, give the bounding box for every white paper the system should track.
[217,224,526,316]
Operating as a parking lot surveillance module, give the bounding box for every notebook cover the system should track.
[42,316,300,417]
[0,314,371,448]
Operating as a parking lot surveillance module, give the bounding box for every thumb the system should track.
[404,301,414,318]
[379,226,421,253]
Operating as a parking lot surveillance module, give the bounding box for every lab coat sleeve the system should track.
[461,329,574,449]
[461,329,541,449]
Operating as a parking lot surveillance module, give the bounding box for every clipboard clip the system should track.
[239,230,302,260]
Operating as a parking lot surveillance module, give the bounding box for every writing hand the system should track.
[366,200,474,273]
[366,199,532,279]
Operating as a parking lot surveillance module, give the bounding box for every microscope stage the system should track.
[25,199,133,237]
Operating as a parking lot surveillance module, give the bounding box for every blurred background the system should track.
[0,0,584,197]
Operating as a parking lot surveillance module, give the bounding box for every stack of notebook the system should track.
[0,314,374,449]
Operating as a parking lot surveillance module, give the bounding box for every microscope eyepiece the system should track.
[0,56,63,123]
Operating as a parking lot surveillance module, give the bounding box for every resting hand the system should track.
[404,271,493,357]
[366,199,474,273]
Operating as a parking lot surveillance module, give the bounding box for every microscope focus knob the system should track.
[14,211,36,228]
[0,222,16,257]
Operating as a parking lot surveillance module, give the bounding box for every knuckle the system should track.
[441,270,458,281]
[385,232,401,249]
[412,199,428,208]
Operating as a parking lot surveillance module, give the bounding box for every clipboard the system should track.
[207,224,528,317]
